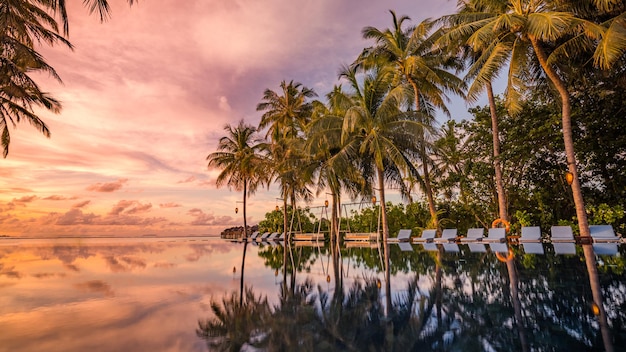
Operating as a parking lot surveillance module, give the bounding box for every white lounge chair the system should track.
[589,225,620,242]
[460,228,484,242]
[419,242,438,251]
[267,232,281,241]
[257,232,272,242]
[388,229,412,243]
[434,229,458,243]
[550,226,575,242]
[484,228,506,242]
[519,226,542,242]
[442,243,460,252]
[413,229,436,243]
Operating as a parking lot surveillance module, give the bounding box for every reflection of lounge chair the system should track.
[522,242,544,254]
[550,226,575,242]
[467,242,487,253]
[418,242,438,251]
[519,226,542,242]
[488,242,509,253]
[589,225,620,242]
[442,243,460,252]
[592,243,618,256]
[553,242,576,255]
[460,228,484,242]
[257,232,272,242]
[413,229,436,243]
[434,229,458,243]
[398,242,413,251]
[484,228,506,242]
[344,232,378,241]
[388,229,412,243]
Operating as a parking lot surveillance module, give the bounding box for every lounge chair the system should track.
[248,231,260,242]
[413,229,436,243]
[460,228,484,242]
[434,229,458,243]
[550,226,575,242]
[293,232,324,241]
[267,232,281,241]
[519,226,542,242]
[589,225,620,242]
[388,229,412,243]
[418,242,438,251]
[257,232,272,242]
[484,228,506,242]
[344,232,378,241]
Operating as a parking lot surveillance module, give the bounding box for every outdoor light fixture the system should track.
[275,205,279,211]
[235,207,238,214]
[376,279,382,289]
[372,196,377,204]
[592,302,600,316]
[565,171,574,185]
[325,199,329,207]
[326,275,331,283]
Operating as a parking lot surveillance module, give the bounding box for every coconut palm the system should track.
[356,11,465,228]
[256,80,317,238]
[207,120,266,240]
[337,63,424,312]
[0,0,72,157]
[438,0,512,221]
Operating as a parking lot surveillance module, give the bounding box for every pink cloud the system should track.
[55,209,99,226]
[86,179,128,192]
[12,195,38,204]
[44,195,79,201]
[108,200,151,216]
[159,202,181,208]
[72,200,91,208]
[187,208,236,226]
[177,176,196,184]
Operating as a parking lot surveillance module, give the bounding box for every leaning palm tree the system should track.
[356,11,466,228]
[207,120,266,240]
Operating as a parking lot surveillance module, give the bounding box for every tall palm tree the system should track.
[356,11,465,228]
[337,64,423,312]
[256,80,317,238]
[438,0,512,221]
[207,120,266,240]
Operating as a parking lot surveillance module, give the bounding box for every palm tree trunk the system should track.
[377,168,392,315]
[530,38,612,349]
[529,36,589,236]
[505,258,528,352]
[487,82,508,221]
[242,181,248,239]
[409,78,438,227]
[331,193,339,243]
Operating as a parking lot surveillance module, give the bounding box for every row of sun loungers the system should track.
[391,225,622,244]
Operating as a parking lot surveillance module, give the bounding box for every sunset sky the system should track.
[0,0,480,237]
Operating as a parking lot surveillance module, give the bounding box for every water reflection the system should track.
[1,238,624,351]
[200,240,626,351]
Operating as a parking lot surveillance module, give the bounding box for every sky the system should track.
[0,0,477,238]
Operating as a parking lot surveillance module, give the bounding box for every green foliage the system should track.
[258,206,317,233]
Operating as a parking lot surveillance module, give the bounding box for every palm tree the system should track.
[0,0,72,157]
[207,120,266,240]
[337,64,423,312]
[356,11,465,228]
[256,80,317,239]
[438,0,512,221]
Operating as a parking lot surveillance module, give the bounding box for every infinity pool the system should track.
[0,237,624,351]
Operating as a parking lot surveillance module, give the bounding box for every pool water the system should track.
[0,237,624,351]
